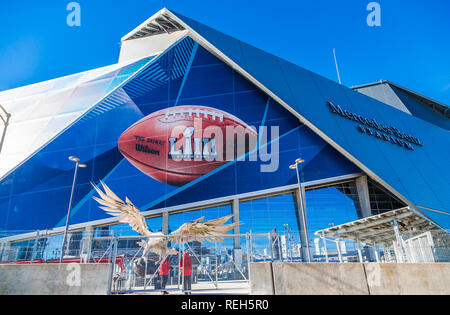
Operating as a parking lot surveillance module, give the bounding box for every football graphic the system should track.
[118,106,258,187]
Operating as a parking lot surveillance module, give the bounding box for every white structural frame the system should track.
[314,207,446,246]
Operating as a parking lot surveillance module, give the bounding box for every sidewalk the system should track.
[127,280,250,295]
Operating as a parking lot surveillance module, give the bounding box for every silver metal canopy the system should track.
[315,207,450,247]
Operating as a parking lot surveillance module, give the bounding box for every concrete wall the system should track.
[365,263,450,295]
[249,262,274,295]
[250,262,450,295]
[0,263,111,295]
[273,263,369,295]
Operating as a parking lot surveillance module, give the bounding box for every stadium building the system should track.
[0,8,449,265]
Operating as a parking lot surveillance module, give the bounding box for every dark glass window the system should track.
[368,179,406,215]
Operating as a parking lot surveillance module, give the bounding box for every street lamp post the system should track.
[0,104,11,155]
[60,156,87,263]
[289,159,312,262]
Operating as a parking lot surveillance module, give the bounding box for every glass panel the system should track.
[305,181,363,261]
[9,240,34,262]
[240,194,301,261]
[4,234,65,263]
[368,179,406,215]
[65,230,84,258]
[169,205,244,280]
[306,182,362,232]
[90,216,164,259]
[42,234,64,261]
[169,205,233,234]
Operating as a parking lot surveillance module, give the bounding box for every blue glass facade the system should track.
[177,11,450,216]
[0,36,362,234]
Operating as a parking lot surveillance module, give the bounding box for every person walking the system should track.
[180,252,193,294]
[160,257,171,295]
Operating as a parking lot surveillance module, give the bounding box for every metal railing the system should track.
[89,232,262,294]
[2,228,449,263]
[1,228,450,294]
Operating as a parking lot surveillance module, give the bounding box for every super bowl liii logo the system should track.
[168,126,219,161]
[327,101,423,151]
[119,106,280,187]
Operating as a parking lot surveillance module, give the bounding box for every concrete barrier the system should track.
[272,263,369,295]
[0,263,111,295]
[249,262,274,295]
[365,263,450,295]
[250,262,450,295]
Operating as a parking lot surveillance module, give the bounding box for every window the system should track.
[239,194,299,235]
[94,216,164,252]
[305,181,363,259]
[240,194,300,260]
[368,179,406,215]
[169,205,233,234]
[168,205,239,280]
[305,181,363,235]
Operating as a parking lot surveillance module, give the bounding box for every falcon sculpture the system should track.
[92,181,240,266]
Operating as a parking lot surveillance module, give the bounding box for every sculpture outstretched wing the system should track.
[92,181,151,236]
[92,181,241,246]
[170,215,241,243]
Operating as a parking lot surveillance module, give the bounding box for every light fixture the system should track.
[69,156,80,163]
[60,156,86,263]
[289,158,311,262]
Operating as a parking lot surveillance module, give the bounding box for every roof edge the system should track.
[352,80,450,117]
[121,8,186,42]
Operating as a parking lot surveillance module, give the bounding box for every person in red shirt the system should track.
[180,252,193,294]
[159,257,171,295]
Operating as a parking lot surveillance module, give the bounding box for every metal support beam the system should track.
[81,226,94,263]
[373,244,380,262]
[293,189,311,262]
[392,219,406,263]
[30,231,40,264]
[0,104,11,155]
[356,240,364,263]
[162,212,169,235]
[356,175,372,218]
[336,239,343,263]
[0,242,9,262]
[321,231,329,262]
[232,199,242,266]
[326,211,413,236]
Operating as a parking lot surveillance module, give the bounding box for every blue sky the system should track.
[0,0,449,104]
